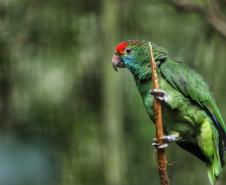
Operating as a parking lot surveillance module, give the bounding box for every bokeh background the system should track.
[1,0,226,185]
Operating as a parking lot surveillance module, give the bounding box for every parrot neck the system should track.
[132,60,164,98]
[130,63,151,82]
[132,65,152,98]
[130,60,163,82]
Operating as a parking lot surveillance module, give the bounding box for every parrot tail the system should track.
[207,155,222,185]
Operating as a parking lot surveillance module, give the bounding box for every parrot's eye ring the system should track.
[125,48,132,54]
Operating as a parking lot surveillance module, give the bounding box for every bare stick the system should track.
[165,0,226,39]
[149,42,170,185]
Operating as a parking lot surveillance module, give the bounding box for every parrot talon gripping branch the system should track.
[153,135,180,144]
[162,135,180,142]
[152,135,180,149]
[152,142,169,149]
[150,88,169,104]
[112,40,226,185]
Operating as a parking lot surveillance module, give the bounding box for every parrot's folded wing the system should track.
[160,59,226,154]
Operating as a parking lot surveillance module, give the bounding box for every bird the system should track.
[112,40,226,185]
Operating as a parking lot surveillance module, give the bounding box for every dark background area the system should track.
[0,0,226,185]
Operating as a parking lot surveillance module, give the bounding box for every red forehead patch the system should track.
[115,42,128,55]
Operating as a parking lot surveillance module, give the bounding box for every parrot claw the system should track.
[152,135,179,149]
[162,135,179,142]
[150,89,169,103]
[152,142,168,149]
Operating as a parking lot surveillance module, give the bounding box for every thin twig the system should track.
[149,42,170,185]
[165,0,226,39]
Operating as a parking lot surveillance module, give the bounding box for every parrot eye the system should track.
[125,48,132,54]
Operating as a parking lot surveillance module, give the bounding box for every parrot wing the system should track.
[159,59,226,144]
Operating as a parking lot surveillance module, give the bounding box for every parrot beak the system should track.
[112,54,125,72]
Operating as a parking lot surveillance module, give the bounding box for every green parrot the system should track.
[112,40,226,184]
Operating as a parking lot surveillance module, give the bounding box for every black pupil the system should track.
[126,48,131,54]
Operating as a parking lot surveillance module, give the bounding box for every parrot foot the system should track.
[152,142,168,149]
[150,89,169,103]
[152,135,179,149]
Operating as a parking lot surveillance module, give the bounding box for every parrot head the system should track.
[112,40,168,80]
[112,40,149,71]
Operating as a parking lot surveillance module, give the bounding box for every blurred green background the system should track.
[1,0,226,185]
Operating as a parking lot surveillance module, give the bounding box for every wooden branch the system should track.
[165,0,226,39]
[149,43,170,185]
[164,0,204,14]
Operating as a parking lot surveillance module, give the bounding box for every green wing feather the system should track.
[159,59,226,136]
